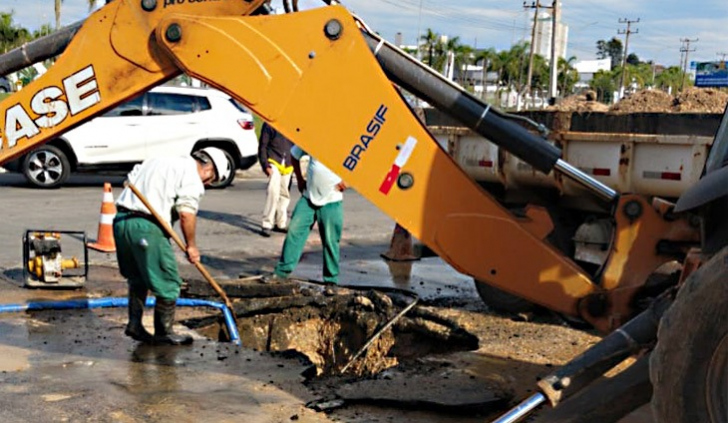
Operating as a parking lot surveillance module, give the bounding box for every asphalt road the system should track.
[0,170,396,279]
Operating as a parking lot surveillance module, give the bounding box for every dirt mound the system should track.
[547,91,609,113]
[609,89,674,113]
[673,87,728,113]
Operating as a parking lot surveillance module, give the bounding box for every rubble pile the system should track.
[546,88,728,114]
[547,90,609,113]
[609,89,674,113]
[673,87,728,113]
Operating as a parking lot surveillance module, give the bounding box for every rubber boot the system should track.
[125,288,154,343]
[153,299,193,345]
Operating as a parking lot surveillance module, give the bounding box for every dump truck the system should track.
[0,1,725,422]
[428,110,723,316]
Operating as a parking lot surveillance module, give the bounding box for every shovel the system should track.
[124,181,238,326]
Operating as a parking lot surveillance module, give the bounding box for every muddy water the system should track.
[0,252,653,423]
[0,310,331,423]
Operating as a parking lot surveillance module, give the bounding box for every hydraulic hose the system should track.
[0,21,83,77]
[359,28,618,201]
[0,297,240,346]
[360,31,561,174]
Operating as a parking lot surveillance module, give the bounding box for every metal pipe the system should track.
[491,393,547,423]
[492,296,670,423]
[0,21,83,77]
[0,297,240,346]
[554,159,618,202]
[339,293,419,374]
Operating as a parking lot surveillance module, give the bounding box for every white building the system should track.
[533,6,568,63]
[573,58,612,88]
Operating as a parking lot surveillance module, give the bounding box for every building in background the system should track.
[533,7,568,63]
[574,58,612,89]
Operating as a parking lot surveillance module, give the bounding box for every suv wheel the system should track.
[22,145,71,188]
[202,148,236,189]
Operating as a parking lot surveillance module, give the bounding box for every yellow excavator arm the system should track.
[0,1,698,332]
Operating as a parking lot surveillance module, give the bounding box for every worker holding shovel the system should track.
[113,148,230,345]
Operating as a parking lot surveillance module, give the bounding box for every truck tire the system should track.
[650,245,728,423]
[473,279,535,314]
[22,145,71,189]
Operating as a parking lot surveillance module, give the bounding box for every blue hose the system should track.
[0,297,240,346]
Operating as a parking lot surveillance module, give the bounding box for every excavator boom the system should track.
[0,2,698,332]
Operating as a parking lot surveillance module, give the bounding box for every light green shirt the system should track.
[291,146,342,206]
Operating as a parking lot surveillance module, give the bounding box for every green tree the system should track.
[626,52,640,66]
[557,56,579,97]
[596,37,623,69]
[473,48,497,99]
[529,54,549,92]
[0,12,31,53]
[590,69,618,103]
[655,66,689,94]
[445,37,472,83]
[499,41,530,93]
[419,28,441,69]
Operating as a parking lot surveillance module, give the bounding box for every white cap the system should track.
[198,147,231,183]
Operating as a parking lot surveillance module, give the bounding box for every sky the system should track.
[2,0,727,67]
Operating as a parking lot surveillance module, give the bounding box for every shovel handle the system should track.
[124,181,238,322]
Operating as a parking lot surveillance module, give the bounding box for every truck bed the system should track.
[427,110,721,203]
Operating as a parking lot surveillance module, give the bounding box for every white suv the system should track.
[7,86,258,188]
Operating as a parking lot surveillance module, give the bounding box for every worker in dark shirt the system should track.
[258,122,294,237]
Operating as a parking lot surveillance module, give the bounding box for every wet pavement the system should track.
[0,174,653,423]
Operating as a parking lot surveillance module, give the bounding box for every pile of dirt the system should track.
[673,87,728,113]
[608,88,728,114]
[609,89,674,114]
[547,90,609,113]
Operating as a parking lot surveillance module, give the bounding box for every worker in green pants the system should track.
[113,147,231,345]
[273,145,347,283]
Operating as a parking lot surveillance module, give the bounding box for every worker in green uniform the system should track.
[113,147,231,345]
[273,145,347,284]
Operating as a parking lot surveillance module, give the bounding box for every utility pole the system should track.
[523,1,540,110]
[523,1,553,109]
[680,38,698,92]
[548,0,560,103]
[617,18,639,100]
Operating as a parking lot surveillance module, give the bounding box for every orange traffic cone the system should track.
[88,182,117,253]
[380,223,419,262]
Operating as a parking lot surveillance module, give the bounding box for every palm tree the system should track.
[655,66,687,94]
[55,0,98,30]
[419,28,440,68]
[440,36,464,79]
[557,56,579,97]
[474,48,497,100]
[590,69,619,103]
[500,42,529,93]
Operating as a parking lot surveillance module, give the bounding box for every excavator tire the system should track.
[650,245,728,423]
[473,279,535,314]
